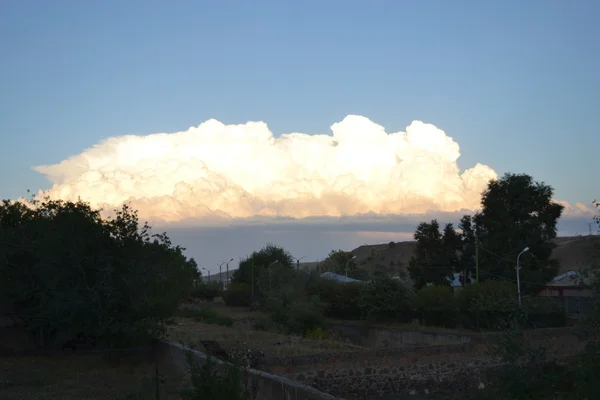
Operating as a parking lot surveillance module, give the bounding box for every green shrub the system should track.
[192,282,223,302]
[0,198,199,348]
[222,283,252,307]
[416,285,457,327]
[327,282,363,320]
[176,307,233,327]
[284,297,326,335]
[312,277,340,304]
[304,327,327,340]
[523,296,566,328]
[181,352,250,400]
[266,296,288,326]
[457,280,519,330]
[252,316,279,332]
[266,295,325,336]
[358,277,414,322]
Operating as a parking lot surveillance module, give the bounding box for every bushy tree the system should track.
[474,173,564,293]
[458,214,477,283]
[408,220,459,289]
[230,243,294,304]
[222,283,252,307]
[316,280,363,320]
[358,277,413,322]
[416,285,456,327]
[275,296,326,335]
[457,280,519,330]
[0,197,198,348]
[192,282,223,302]
[321,249,366,279]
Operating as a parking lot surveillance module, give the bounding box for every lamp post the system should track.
[294,256,306,271]
[345,256,357,277]
[225,258,233,290]
[516,247,529,307]
[250,262,255,305]
[218,262,226,288]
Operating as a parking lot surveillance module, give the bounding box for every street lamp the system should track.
[218,261,226,287]
[345,256,357,277]
[225,258,234,289]
[294,256,306,271]
[516,247,529,306]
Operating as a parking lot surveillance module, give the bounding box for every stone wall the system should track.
[258,327,584,399]
[260,343,493,399]
[154,339,343,400]
[327,322,475,348]
[327,322,581,351]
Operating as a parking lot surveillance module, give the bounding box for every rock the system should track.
[230,348,266,368]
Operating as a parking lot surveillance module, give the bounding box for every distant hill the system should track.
[298,235,600,280]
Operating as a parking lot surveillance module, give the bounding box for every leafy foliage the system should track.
[175,307,234,327]
[230,243,294,303]
[488,321,572,400]
[323,281,363,320]
[408,220,459,289]
[0,197,198,348]
[280,297,326,335]
[320,249,366,280]
[181,352,250,400]
[474,173,564,293]
[192,282,223,302]
[408,173,564,294]
[415,285,456,327]
[222,283,253,307]
[358,277,413,322]
[522,296,566,328]
[456,280,519,330]
[458,215,477,282]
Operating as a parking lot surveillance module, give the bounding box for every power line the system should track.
[477,244,539,268]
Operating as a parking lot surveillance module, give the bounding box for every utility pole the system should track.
[225,258,233,290]
[475,233,479,283]
[516,247,530,307]
[218,261,226,288]
[345,256,357,277]
[588,223,593,236]
[293,256,306,271]
[251,262,254,303]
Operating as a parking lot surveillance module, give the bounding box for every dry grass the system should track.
[200,303,269,320]
[165,317,359,357]
[0,353,185,400]
[553,235,599,273]
[326,318,473,334]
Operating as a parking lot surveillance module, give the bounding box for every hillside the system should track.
[299,235,600,279]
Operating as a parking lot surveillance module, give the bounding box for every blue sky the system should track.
[1,1,599,268]
[1,0,599,203]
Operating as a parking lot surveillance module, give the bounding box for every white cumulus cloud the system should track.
[33,115,499,222]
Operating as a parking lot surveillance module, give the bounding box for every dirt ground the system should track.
[0,353,186,400]
[165,316,359,357]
